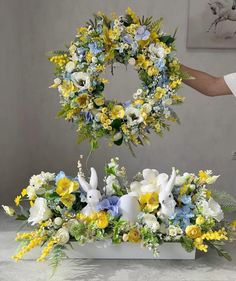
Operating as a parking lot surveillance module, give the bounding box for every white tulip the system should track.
[201,198,224,222]
[28,198,52,225]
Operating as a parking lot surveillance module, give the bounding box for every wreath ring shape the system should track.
[49,8,185,151]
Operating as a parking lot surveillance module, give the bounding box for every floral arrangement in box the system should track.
[2,157,236,270]
[49,8,186,153]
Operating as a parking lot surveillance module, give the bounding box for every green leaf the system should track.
[16,214,28,221]
[180,236,194,252]
[49,245,67,276]
[90,139,99,151]
[19,205,29,218]
[114,136,123,146]
[159,35,175,46]
[210,190,236,212]
[111,119,122,129]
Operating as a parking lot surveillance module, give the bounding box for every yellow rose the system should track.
[185,225,202,239]
[128,229,141,243]
[196,216,205,225]
[147,66,159,77]
[110,105,125,119]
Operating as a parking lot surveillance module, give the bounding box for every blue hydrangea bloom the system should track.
[88,42,102,55]
[155,59,166,71]
[96,196,121,217]
[123,34,133,44]
[123,100,132,108]
[135,26,150,41]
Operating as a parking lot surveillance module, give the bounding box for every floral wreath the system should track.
[49,8,185,151]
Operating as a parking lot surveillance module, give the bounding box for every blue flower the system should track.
[123,34,133,44]
[155,59,166,71]
[123,100,132,108]
[181,195,192,205]
[135,26,150,41]
[88,42,102,55]
[55,171,66,184]
[96,196,120,217]
[85,112,93,123]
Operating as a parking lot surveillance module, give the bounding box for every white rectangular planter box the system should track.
[67,242,196,260]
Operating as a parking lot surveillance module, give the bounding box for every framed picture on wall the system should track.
[187,0,236,48]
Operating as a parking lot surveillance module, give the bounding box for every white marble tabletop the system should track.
[0,213,236,281]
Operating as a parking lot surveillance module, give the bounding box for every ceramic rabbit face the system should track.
[159,167,177,218]
[78,167,101,204]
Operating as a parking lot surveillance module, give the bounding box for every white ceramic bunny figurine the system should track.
[78,167,101,216]
[159,167,177,218]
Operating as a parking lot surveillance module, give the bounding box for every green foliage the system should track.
[207,241,232,261]
[111,219,128,244]
[140,227,160,256]
[69,223,87,242]
[180,236,195,253]
[211,190,236,212]
[49,245,67,276]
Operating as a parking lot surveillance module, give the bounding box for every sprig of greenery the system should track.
[49,245,67,276]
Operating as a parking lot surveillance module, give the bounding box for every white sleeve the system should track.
[224,73,236,97]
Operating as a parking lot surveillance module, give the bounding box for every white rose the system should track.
[143,214,160,231]
[54,217,63,226]
[128,58,136,65]
[55,228,70,245]
[201,198,224,222]
[65,61,76,73]
[28,198,52,225]
[71,72,91,91]
[156,46,165,58]
[92,57,98,63]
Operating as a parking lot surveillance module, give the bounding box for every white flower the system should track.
[206,175,220,184]
[201,198,224,222]
[71,72,91,91]
[168,225,180,237]
[40,172,55,182]
[65,61,76,73]
[128,58,136,66]
[92,56,98,63]
[142,214,160,231]
[28,198,52,225]
[141,169,169,194]
[113,132,123,142]
[142,103,152,114]
[29,175,44,189]
[54,217,63,226]
[148,43,165,58]
[53,78,61,86]
[55,228,70,245]
[125,106,143,127]
[26,186,37,200]
[130,181,142,196]
[175,173,190,186]
[2,205,15,216]
[104,175,119,196]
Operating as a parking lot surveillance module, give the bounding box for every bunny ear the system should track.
[90,167,98,190]
[165,167,176,193]
[78,174,91,193]
[158,173,169,192]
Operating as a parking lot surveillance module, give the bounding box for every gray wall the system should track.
[0,0,236,205]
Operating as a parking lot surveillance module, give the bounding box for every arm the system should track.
[181,65,232,97]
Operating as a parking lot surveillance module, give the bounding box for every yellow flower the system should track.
[139,192,159,212]
[30,200,34,207]
[37,237,59,262]
[133,99,144,106]
[179,184,189,196]
[147,66,159,77]
[110,105,125,119]
[126,7,140,24]
[86,51,93,63]
[76,93,90,109]
[204,189,212,199]
[21,189,27,197]
[196,216,205,225]
[14,195,21,206]
[59,80,77,97]
[96,64,106,72]
[56,177,79,197]
[127,228,141,243]
[198,170,209,183]
[230,220,236,230]
[96,211,109,229]
[194,238,208,252]
[49,54,69,67]
[126,24,139,35]
[108,27,120,41]
[185,225,202,239]
[154,87,167,100]
[94,97,105,106]
[76,26,87,35]
[61,194,76,208]
[201,228,228,241]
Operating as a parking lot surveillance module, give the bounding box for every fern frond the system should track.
[49,245,67,276]
[210,190,236,212]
